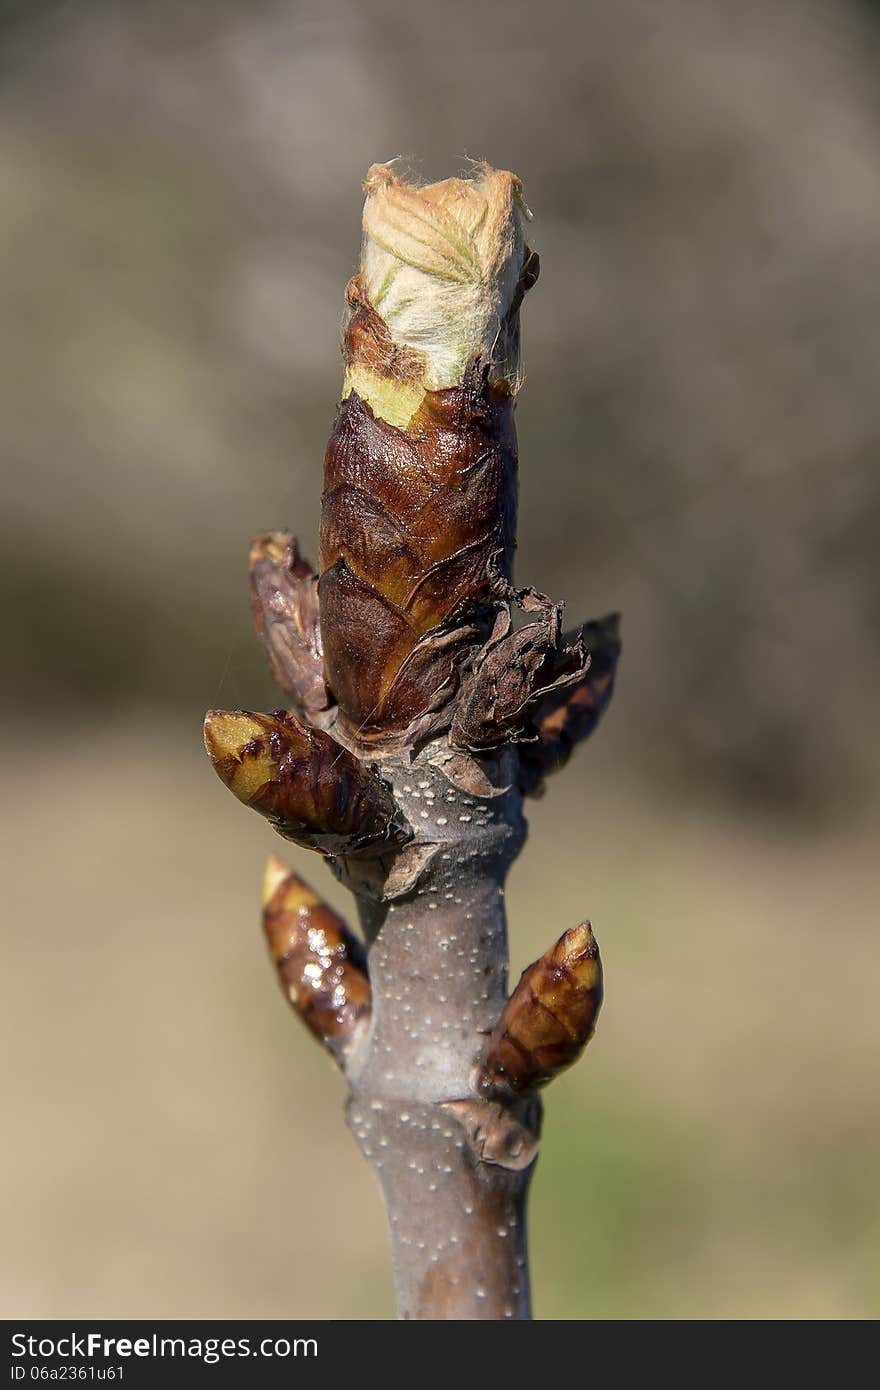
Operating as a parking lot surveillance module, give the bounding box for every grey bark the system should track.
[333,744,541,1319]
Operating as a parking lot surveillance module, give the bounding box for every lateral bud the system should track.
[262,856,371,1064]
[203,708,410,857]
[248,530,332,724]
[519,615,621,794]
[476,921,603,1098]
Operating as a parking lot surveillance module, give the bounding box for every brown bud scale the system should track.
[319,385,517,744]
[318,273,530,749]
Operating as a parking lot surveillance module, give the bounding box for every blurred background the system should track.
[2,0,879,1319]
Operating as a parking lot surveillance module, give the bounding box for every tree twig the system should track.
[204,160,620,1320]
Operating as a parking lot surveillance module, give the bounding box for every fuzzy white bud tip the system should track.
[357,161,530,394]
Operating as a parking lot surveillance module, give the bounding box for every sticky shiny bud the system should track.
[203,708,409,857]
[262,856,370,1061]
[477,921,603,1097]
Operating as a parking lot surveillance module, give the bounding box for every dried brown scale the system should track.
[451,594,594,751]
[261,856,370,1062]
[248,531,331,723]
[476,922,604,1099]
